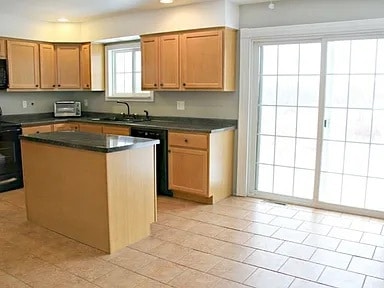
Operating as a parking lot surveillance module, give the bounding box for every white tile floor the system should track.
[1,189,384,287]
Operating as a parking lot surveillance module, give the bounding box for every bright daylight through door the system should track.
[254,38,384,214]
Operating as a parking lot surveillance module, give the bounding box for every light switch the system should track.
[177,101,185,110]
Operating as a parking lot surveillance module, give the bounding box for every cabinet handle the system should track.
[183,83,186,86]
[58,84,61,87]
[184,139,188,143]
[154,83,157,87]
[52,84,55,87]
[168,150,171,153]
[160,83,164,87]
[86,84,89,88]
[35,84,38,88]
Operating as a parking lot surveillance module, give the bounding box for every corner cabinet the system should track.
[7,41,40,89]
[141,34,180,90]
[168,129,234,204]
[0,39,6,59]
[141,27,236,92]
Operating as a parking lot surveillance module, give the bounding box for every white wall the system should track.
[240,0,384,28]
[81,0,237,41]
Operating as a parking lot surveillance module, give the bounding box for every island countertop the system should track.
[20,131,160,153]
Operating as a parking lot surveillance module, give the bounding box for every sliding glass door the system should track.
[319,39,384,211]
[252,37,384,215]
[254,42,321,200]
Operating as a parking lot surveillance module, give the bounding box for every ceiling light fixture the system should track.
[160,0,173,3]
[57,17,69,22]
[268,1,275,10]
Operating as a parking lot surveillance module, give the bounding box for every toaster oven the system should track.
[54,101,81,117]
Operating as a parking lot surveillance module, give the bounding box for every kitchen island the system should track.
[20,131,159,253]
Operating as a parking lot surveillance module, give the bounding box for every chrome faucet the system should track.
[117,101,130,117]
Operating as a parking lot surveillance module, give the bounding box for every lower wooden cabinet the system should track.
[102,125,130,136]
[22,124,53,135]
[168,129,234,204]
[78,123,103,134]
[53,123,79,132]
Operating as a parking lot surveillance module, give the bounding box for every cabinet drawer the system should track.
[168,132,208,149]
[102,125,130,136]
[22,125,53,135]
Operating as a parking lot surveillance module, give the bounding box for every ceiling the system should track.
[0,0,271,23]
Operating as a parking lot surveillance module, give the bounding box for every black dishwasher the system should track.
[130,127,172,196]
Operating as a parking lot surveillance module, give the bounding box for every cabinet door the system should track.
[181,30,223,89]
[53,123,79,132]
[159,34,179,89]
[79,123,103,134]
[81,44,91,89]
[102,125,130,136]
[56,45,81,89]
[0,39,6,59]
[168,147,208,196]
[141,36,159,90]
[22,125,53,135]
[40,44,56,89]
[7,41,40,89]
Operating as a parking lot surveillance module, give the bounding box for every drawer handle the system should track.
[184,139,188,143]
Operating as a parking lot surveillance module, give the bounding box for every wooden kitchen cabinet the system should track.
[22,124,53,135]
[141,27,236,91]
[102,125,131,136]
[168,129,234,204]
[53,123,79,132]
[40,44,56,89]
[56,45,81,89]
[181,28,236,91]
[0,39,6,59]
[7,40,40,89]
[81,44,91,89]
[141,34,180,90]
[141,36,159,90]
[78,123,103,134]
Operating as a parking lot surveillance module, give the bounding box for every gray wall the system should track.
[73,91,238,119]
[0,90,77,115]
[240,0,384,28]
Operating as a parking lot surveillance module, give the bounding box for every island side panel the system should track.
[106,146,156,253]
[21,140,110,252]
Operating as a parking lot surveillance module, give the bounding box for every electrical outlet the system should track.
[176,101,185,110]
[84,99,88,107]
[22,100,27,109]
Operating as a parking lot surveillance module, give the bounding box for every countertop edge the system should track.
[20,134,160,153]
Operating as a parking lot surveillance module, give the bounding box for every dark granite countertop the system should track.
[20,131,160,153]
[1,112,237,133]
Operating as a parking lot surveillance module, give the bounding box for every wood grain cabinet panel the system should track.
[53,123,79,132]
[102,125,131,136]
[81,44,91,89]
[40,44,56,89]
[159,34,180,89]
[168,130,234,204]
[22,125,53,135]
[7,41,40,89]
[56,45,81,89]
[0,39,6,59]
[180,28,236,91]
[141,36,159,90]
[79,123,103,134]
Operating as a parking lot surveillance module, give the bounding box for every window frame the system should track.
[105,41,154,102]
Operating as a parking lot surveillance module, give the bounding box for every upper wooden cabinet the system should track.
[81,44,91,89]
[141,27,237,92]
[141,34,180,90]
[0,39,6,59]
[181,28,236,90]
[56,45,81,89]
[7,40,40,89]
[40,44,56,89]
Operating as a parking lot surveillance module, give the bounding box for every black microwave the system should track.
[0,59,8,89]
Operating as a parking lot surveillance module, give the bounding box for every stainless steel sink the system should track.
[90,117,148,123]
